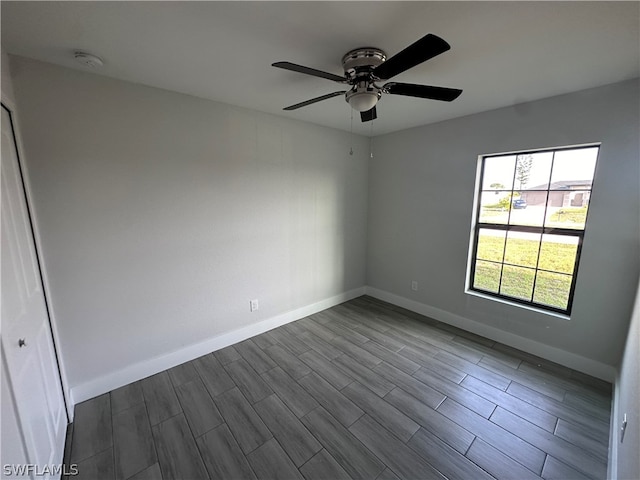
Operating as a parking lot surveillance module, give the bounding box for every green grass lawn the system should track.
[549,207,588,226]
[474,233,575,309]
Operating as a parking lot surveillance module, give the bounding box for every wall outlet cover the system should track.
[250,299,259,312]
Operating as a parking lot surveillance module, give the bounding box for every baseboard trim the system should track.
[365,286,616,382]
[70,287,365,406]
[71,284,615,407]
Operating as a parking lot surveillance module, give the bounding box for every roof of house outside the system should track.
[525,180,593,191]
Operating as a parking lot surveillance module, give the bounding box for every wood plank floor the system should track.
[65,296,612,480]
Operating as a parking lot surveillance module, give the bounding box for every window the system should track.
[468,145,599,315]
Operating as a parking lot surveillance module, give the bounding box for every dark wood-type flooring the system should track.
[65,296,612,480]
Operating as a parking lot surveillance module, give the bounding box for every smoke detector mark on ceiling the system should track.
[74,51,104,68]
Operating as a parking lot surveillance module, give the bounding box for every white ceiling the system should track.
[2,1,639,136]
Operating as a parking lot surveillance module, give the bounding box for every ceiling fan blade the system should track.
[272,61,346,83]
[283,91,346,111]
[385,82,462,102]
[373,34,451,80]
[360,106,377,122]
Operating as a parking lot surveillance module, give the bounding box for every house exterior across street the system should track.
[521,180,592,207]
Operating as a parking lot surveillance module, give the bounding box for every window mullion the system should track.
[530,151,555,303]
[497,228,509,295]
[505,155,518,227]
[529,232,544,303]
[542,150,556,230]
[566,235,585,311]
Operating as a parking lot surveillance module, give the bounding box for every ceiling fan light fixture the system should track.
[348,91,378,112]
[346,86,380,112]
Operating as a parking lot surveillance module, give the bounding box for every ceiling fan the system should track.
[272,33,462,122]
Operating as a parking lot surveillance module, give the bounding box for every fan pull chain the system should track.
[349,109,354,156]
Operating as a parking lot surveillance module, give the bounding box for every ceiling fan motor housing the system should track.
[341,47,386,76]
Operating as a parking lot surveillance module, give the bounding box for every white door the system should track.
[1,104,67,479]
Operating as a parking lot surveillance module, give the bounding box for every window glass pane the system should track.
[476,229,506,262]
[508,190,547,227]
[482,155,516,191]
[473,260,501,293]
[533,271,572,310]
[500,265,535,301]
[550,147,598,186]
[514,152,553,191]
[538,235,578,274]
[519,190,548,208]
[544,191,590,230]
[478,191,511,224]
[503,231,541,268]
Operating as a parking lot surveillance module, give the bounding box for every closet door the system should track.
[1,104,66,479]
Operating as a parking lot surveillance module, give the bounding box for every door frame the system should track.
[2,100,72,422]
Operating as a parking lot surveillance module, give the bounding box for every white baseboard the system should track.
[365,286,616,382]
[71,283,615,409]
[70,287,365,406]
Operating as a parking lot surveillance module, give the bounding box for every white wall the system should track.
[367,79,639,378]
[610,278,640,479]
[10,57,369,401]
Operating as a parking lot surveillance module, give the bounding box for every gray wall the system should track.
[10,57,369,395]
[1,50,15,104]
[367,79,639,371]
[611,279,640,479]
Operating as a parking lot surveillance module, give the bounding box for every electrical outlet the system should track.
[411,281,418,291]
[250,299,259,312]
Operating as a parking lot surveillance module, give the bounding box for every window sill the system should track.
[465,289,571,321]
